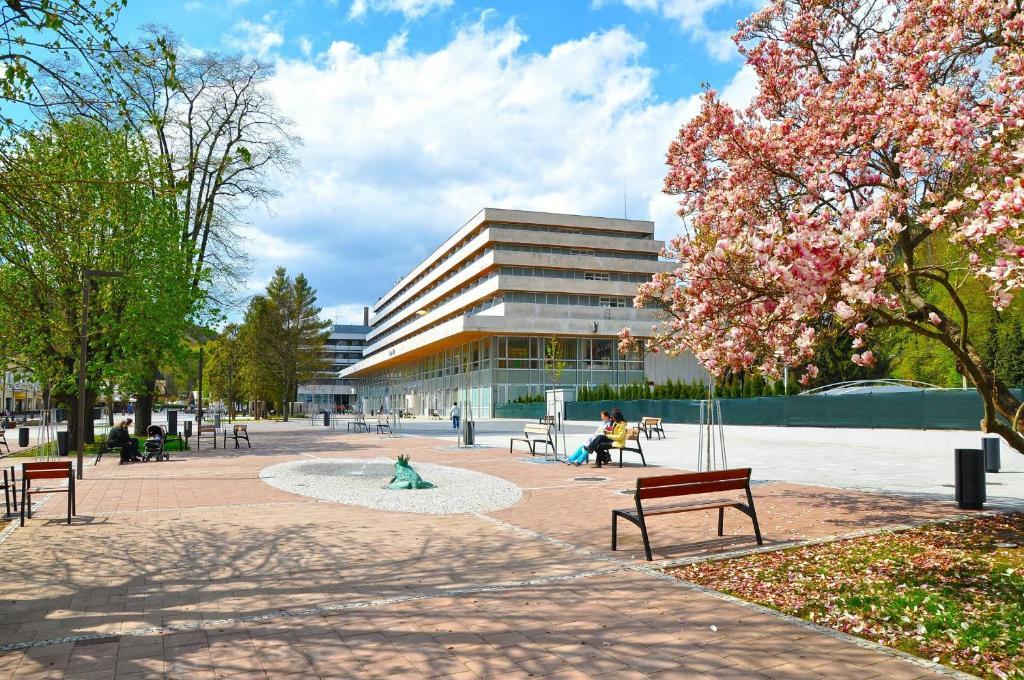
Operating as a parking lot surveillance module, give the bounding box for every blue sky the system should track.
[117,0,762,323]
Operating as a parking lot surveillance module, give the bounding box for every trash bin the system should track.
[18,427,29,448]
[464,421,475,446]
[954,448,986,509]
[92,407,102,421]
[323,411,330,427]
[57,431,69,456]
[167,410,178,436]
[983,437,1001,473]
[214,413,221,428]
[184,420,193,438]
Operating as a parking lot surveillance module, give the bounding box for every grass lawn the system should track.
[667,514,1023,679]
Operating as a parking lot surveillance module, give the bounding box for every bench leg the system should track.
[611,511,618,551]
[717,507,724,536]
[639,515,653,561]
[20,479,26,527]
[747,497,763,545]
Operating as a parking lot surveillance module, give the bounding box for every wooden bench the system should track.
[376,415,392,435]
[197,424,218,450]
[510,423,554,456]
[20,461,75,526]
[538,415,556,427]
[639,417,665,440]
[612,468,763,561]
[428,409,443,420]
[0,429,9,454]
[596,427,647,468]
[222,423,251,449]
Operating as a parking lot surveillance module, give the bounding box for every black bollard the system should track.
[954,448,986,510]
[983,437,1001,473]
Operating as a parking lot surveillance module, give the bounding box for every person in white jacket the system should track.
[450,403,461,430]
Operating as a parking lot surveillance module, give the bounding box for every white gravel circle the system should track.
[259,457,522,515]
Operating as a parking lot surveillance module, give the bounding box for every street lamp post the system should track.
[77,269,123,480]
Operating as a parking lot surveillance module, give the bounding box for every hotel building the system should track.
[297,322,370,412]
[341,208,704,417]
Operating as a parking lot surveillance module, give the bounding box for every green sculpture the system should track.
[387,455,435,490]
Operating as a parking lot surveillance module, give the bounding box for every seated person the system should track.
[588,408,627,468]
[107,419,140,462]
[566,411,611,465]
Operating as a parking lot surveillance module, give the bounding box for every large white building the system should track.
[297,322,370,412]
[341,208,704,417]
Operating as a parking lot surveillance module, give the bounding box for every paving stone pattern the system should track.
[0,423,975,678]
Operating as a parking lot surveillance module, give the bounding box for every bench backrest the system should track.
[523,424,552,437]
[234,424,247,434]
[625,427,640,442]
[539,415,556,424]
[23,461,72,481]
[641,417,661,426]
[199,425,216,434]
[636,468,752,501]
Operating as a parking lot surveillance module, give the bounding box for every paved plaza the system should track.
[0,419,1013,679]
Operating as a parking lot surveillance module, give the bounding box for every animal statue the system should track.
[387,455,434,490]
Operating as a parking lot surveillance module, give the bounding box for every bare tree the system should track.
[74,28,302,432]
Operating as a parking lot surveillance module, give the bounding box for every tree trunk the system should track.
[106,386,115,426]
[134,369,157,437]
[64,389,97,450]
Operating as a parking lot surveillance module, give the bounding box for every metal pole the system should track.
[76,280,90,479]
[197,347,204,426]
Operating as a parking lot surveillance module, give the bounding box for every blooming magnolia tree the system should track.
[622,0,1024,453]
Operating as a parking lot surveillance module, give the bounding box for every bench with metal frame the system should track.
[375,415,392,435]
[510,423,555,456]
[20,461,75,526]
[428,409,443,420]
[0,429,9,454]
[347,413,369,432]
[196,424,218,450]
[602,427,647,468]
[639,417,665,441]
[2,465,18,517]
[612,467,763,561]
[222,423,251,449]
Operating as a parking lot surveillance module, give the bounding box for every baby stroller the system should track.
[143,425,168,462]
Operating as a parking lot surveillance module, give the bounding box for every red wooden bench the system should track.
[20,461,75,526]
[612,468,763,561]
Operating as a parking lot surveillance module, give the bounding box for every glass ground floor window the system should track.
[356,335,647,417]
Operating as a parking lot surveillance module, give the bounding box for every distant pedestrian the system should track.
[450,402,461,430]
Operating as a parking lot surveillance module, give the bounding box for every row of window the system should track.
[504,292,631,307]
[499,266,649,283]
[494,243,658,261]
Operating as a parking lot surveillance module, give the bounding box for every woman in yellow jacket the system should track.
[587,408,627,467]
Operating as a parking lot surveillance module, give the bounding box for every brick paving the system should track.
[0,423,976,678]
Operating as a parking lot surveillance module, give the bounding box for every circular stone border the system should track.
[259,457,522,515]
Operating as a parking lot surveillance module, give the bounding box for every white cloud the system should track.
[223,18,284,58]
[598,0,766,61]
[249,18,751,312]
[297,35,313,57]
[348,0,453,21]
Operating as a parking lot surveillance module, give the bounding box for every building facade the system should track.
[341,208,705,417]
[297,322,370,412]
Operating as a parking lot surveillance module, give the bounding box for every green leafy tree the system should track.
[237,268,330,421]
[0,119,197,447]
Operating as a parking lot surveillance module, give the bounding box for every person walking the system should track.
[450,402,461,430]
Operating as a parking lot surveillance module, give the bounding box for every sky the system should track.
[117,0,764,324]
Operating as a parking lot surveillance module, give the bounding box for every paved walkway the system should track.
[0,422,984,678]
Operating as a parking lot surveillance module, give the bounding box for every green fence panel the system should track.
[561,389,1022,430]
[494,402,547,420]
